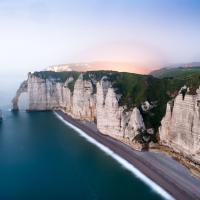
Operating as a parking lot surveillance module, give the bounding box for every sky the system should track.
[0,0,200,78]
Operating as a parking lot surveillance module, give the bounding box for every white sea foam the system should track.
[54,112,175,200]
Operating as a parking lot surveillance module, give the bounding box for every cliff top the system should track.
[32,71,81,82]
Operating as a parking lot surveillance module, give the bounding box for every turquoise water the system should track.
[0,111,163,200]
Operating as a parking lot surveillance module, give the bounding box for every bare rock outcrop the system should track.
[72,74,96,121]
[12,80,28,110]
[13,72,146,150]
[96,78,145,143]
[27,73,72,111]
[159,87,200,164]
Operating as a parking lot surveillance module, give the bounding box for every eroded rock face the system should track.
[72,74,96,121]
[124,108,145,140]
[28,73,72,111]
[159,87,200,164]
[12,80,28,110]
[96,78,145,141]
[13,73,145,150]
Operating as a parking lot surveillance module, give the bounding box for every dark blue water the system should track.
[0,111,163,200]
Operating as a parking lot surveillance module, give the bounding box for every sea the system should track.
[0,110,167,200]
[0,77,164,200]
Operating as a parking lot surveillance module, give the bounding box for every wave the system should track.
[54,112,174,200]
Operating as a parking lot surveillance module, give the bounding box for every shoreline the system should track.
[150,145,200,179]
[55,110,200,200]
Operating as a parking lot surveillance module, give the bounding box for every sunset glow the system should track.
[0,0,199,76]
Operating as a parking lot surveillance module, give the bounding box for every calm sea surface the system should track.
[0,110,163,200]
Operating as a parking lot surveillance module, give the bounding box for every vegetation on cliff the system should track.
[150,67,200,94]
[33,71,81,83]
[150,66,200,78]
[33,71,81,92]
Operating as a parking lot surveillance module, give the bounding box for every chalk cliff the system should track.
[13,72,146,150]
[72,74,96,121]
[12,80,28,110]
[27,73,71,111]
[96,78,145,144]
[159,87,200,164]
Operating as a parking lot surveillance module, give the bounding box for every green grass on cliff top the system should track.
[33,71,81,92]
[150,66,200,78]
[33,71,81,82]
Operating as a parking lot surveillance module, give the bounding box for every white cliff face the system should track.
[13,73,146,150]
[97,83,123,137]
[12,80,28,110]
[124,108,145,141]
[96,78,145,142]
[160,87,200,164]
[18,92,29,110]
[14,73,97,120]
[72,74,96,121]
[28,74,72,111]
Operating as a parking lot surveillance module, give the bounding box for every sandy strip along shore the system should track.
[55,110,200,200]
